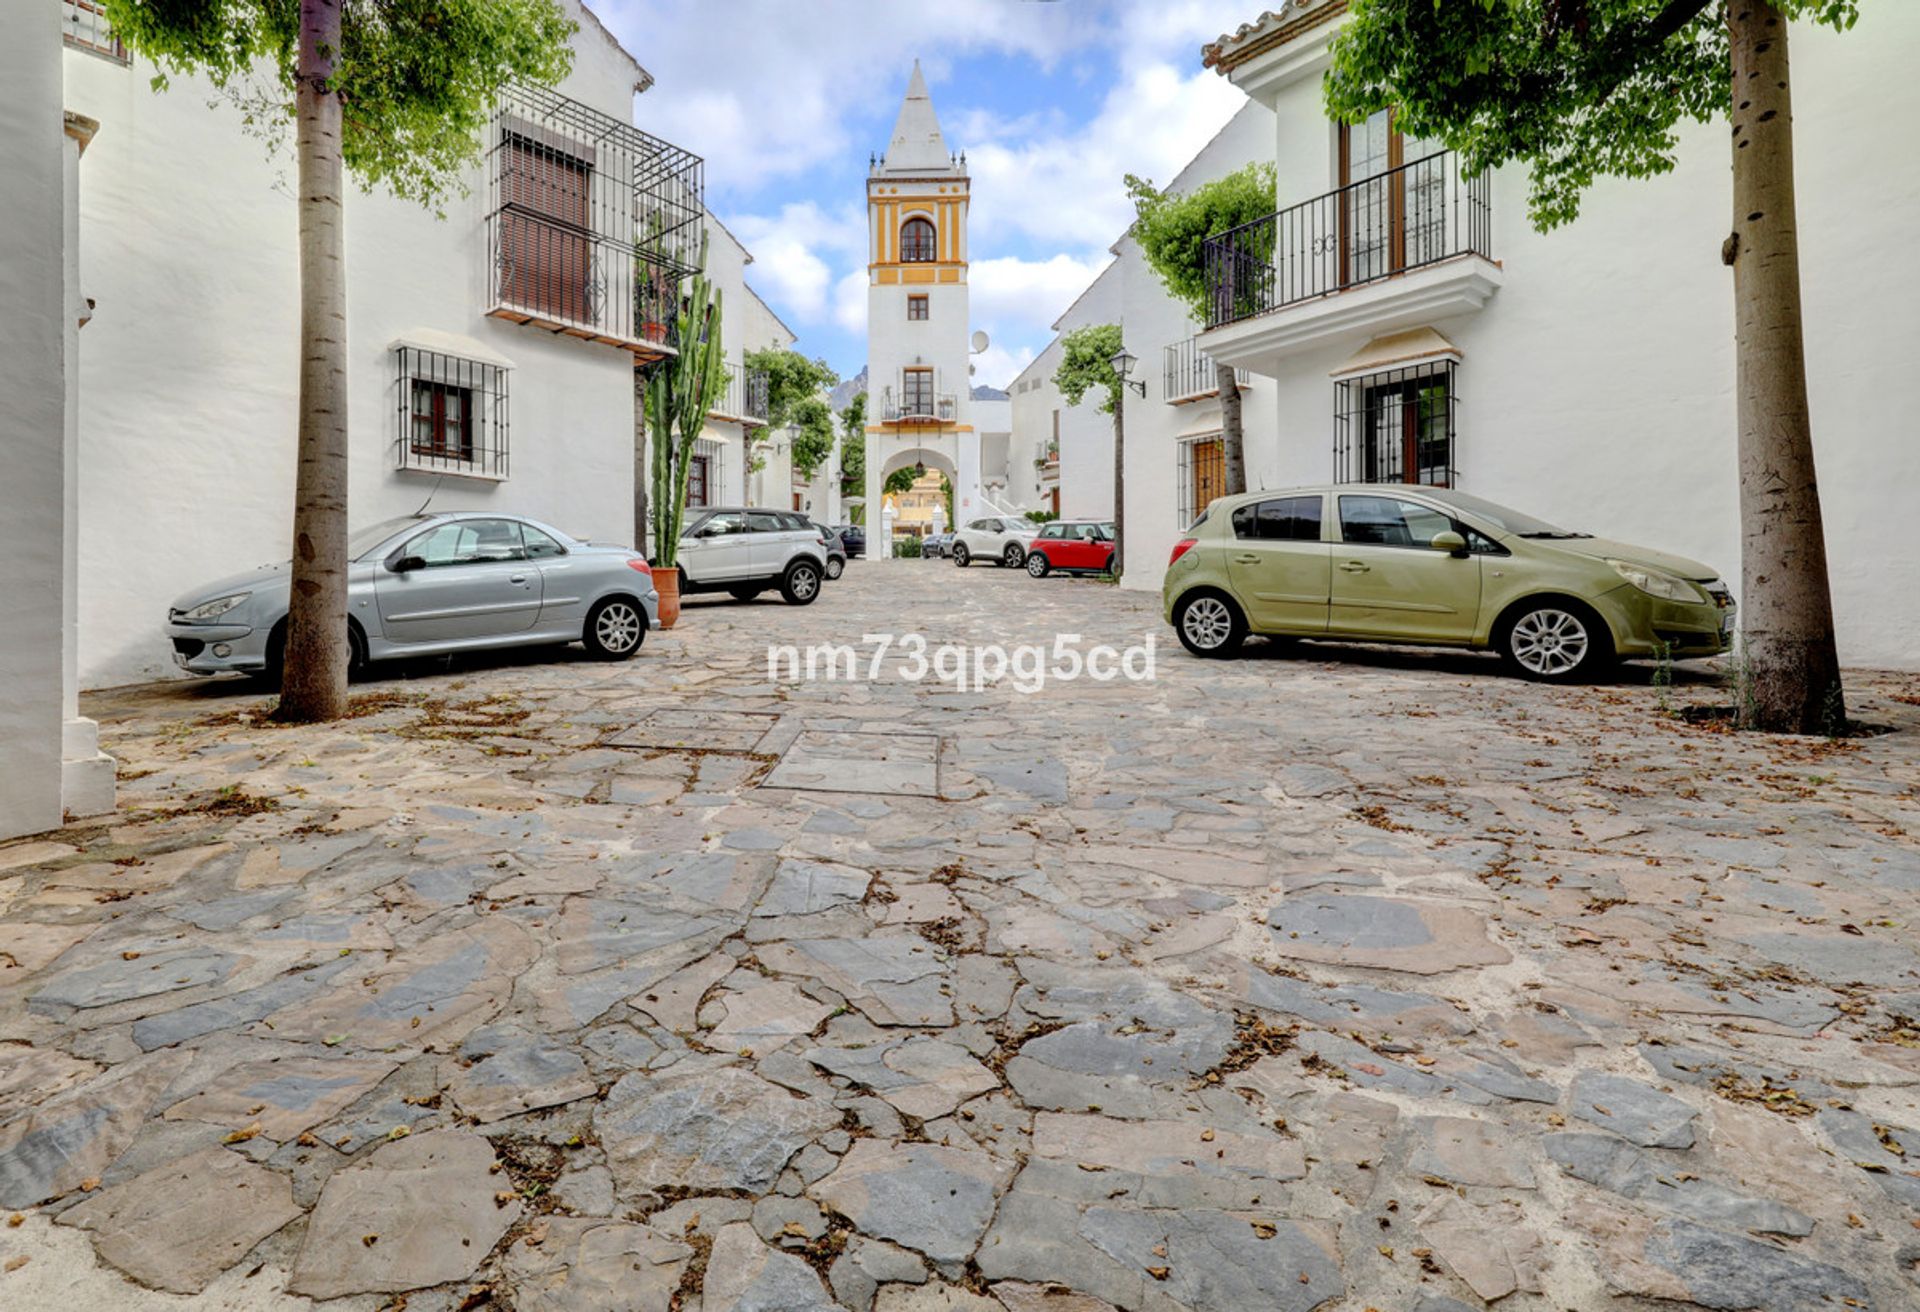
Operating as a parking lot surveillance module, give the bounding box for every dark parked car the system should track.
[922,531,954,559]
[836,523,867,558]
[809,521,848,579]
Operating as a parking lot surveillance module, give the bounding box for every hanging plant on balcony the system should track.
[643,231,724,625]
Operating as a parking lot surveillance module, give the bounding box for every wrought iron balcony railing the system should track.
[1163,335,1250,403]
[879,386,957,424]
[485,83,702,358]
[709,361,770,424]
[1203,151,1490,329]
[62,0,127,62]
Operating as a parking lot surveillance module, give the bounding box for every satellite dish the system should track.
[970,330,989,353]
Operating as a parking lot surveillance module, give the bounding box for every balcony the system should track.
[1199,151,1500,371]
[484,84,703,362]
[62,0,127,62]
[709,362,770,425]
[1163,335,1250,404]
[878,387,957,425]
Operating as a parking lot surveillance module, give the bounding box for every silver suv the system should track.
[952,516,1038,568]
[678,507,830,605]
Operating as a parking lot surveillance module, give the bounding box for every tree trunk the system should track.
[1216,361,1247,495]
[276,0,350,723]
[1725,0,1844,733]
[1110,391,1126,582]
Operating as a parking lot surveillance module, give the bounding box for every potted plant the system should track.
[642,232,725,628]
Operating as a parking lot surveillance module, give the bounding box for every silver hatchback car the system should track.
[167,512,660,680]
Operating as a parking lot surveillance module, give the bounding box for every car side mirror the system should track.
[1430,531,1468,557]
[390,554,426,574]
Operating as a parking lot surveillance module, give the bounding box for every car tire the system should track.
[1025,552,1051,578]
[1174,590,1247,658]
[953,543,971,567]
[1002,544,1025,568]
[781,561,822,605]
[727,585,764,602]
[1497,599,1613,682]
[584,597,646,660]
[825,556,844,580]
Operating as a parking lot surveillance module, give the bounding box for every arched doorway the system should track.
[878,447,958,552]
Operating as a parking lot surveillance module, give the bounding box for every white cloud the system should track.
[970,252,1114,333]
[970,342,1036,393]
[725,201,865,322]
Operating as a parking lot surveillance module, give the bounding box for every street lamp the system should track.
[1109,346,1145,398]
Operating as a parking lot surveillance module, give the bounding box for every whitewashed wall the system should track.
[1197,6,1920,668]
[64,0,654,687]
[1012,262,1125,522]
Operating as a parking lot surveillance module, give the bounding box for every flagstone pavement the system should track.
[2,559,1918,1311]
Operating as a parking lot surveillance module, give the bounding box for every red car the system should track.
[1024,520,1116,577]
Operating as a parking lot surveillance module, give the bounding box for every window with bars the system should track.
[907,295,929,321]
[1335,360,1456,487]
[394,346,509,478]
[900,217,937,262]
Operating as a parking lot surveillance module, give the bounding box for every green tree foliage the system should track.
[788,396,838,481]
[747,348,839,431]
[1325,0,1858,232]
[838,392,867,522]
[108,0,574,211]
[883,466,921,498]
[1053,323,1125,416]
[1123,163,1276,319]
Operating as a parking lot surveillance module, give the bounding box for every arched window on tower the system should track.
[900,217,937,263]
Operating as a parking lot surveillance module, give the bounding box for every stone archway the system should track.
[877,446,958,551]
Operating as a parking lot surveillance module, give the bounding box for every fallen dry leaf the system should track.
[4,1255,28,1273]
[224,1122,263,1145]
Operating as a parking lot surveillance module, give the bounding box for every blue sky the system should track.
[589,0,1260,390]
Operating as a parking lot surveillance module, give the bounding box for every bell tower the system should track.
[865,62,980,555]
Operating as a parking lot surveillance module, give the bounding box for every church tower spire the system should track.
[878,60,957,175]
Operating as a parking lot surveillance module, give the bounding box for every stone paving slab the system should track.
[0,563,1914,1309]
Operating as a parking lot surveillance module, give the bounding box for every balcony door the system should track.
[1339,110,1445,287]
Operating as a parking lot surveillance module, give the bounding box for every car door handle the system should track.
[1232,553,1259,564]
[509,574,528,584]
[1338,561,1371,573]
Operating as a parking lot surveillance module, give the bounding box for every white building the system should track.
[1031,0,1916,669]
[687,217,797,517]
[59,0,712,689]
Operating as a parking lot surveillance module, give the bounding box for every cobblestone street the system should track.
[2,560,1918,1311]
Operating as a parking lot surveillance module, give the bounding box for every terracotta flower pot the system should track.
[654,567,681,630]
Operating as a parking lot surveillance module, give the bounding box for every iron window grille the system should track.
[900,217,937,262]
[710,361,770,424]
[688,438,722,507]
[486,83,702,354]
[394,346,509,478]
[62,0,127,62]
[1334,359,1457,487]
[1204,151,1491,328]
[1163,335,1250,404]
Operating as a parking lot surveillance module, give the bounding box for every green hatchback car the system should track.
[1162,485,1735,681]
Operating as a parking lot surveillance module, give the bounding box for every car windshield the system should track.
[1417,489,1589,539]
[349,515,429,559]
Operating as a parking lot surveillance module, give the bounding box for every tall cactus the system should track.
[644,230,725,568]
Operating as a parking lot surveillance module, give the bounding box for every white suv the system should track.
[678,507,829,604]
[952,516,1037,568]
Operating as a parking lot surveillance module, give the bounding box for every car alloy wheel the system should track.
[1175,592,1244,657]
[1026,552,1050,578]
[783,563,821,604]
[953,544,970,567]
[825,557,844,580]
[1506,606,1590,678]
[587,599,644,659]
[1002,544,1023,568]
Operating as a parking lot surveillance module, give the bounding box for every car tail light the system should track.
[1169,538,1197,565]
[626,558,652,576]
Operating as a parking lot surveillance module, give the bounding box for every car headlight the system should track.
[1606,560,1700,602]
[181,592,250,621]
